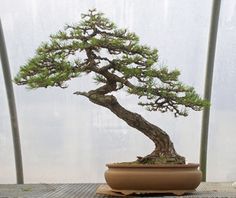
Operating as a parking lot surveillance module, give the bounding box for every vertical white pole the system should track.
[200,0,221,182]
[0,19,24,184]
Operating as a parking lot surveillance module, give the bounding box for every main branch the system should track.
[75,86,185,164]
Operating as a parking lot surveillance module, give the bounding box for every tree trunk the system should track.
[81,91,185,164]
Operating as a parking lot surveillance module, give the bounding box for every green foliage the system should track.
[14,9,209,116]
[14,51,80,89]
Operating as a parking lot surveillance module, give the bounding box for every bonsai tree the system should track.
[14,9,209,165]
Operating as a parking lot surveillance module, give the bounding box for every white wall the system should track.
[0,0,235,183]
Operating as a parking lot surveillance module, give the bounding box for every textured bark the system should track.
[76,88,185,164]
[72,49,186,164]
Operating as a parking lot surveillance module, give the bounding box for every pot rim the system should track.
[106,163,200,168]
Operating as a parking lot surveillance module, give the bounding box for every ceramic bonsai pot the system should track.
[105,163,202,194]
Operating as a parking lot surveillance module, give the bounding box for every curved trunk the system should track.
[84,92,185,164]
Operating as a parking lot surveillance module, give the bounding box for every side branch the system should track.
[73,91,89,97]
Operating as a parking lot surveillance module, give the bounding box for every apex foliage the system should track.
[15,9,209,117]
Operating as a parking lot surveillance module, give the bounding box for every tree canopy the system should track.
[14,9,209,117]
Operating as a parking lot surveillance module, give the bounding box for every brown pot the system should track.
[105,163,202,193]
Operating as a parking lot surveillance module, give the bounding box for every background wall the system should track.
[0,0,235,183]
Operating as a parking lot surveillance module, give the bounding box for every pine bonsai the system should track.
[14,9,209,165]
